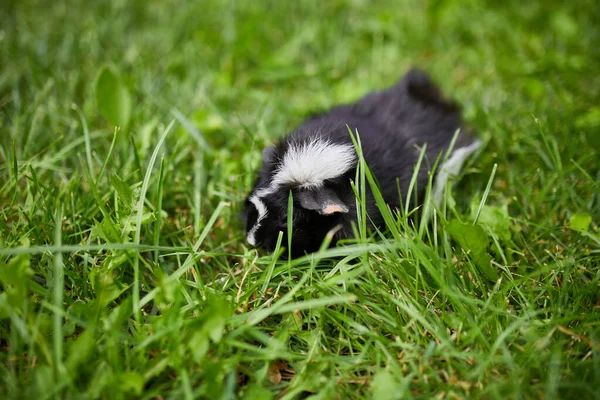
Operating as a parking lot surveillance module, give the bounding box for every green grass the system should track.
[1,0,600,398]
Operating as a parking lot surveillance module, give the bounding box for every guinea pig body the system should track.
[245,69,481,257]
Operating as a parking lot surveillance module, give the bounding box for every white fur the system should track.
[246,195,268,246]
[273,140,356,187]
[246,139,357,245]
[432,139,482,207]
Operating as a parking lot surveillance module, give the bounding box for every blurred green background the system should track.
[1,0,599,398]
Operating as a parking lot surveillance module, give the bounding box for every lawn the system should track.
[1,0,599,398]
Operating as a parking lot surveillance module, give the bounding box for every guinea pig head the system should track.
[245,139,357,256]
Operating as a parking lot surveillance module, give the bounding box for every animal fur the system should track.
[244,68,481,257]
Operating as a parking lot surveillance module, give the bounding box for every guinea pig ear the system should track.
[296,187,349,215]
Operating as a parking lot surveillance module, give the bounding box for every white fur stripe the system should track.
[246,195,268,246]
[273,140,356,187]
[432,139,482,207]
[246,139,357,245]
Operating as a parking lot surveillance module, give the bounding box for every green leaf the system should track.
[446,220,497,280]
[242,384,274,400]
[96,66,132,127]
[471,203,512,242]
[206,313,226,343]
[118,371,145,396]
[90,268,125,307]
[569,212,592,232]
[188,329,210,363]
[91,217,122,243]
[110,172,134,208]
[186,295,232,363]
[122,210,156,232]
[282,310,303,332]
[0,253,33,312]
[103,297,133,331]
[66,329,95,373]
[0,253,32,287]
[206,295,231,343]
[370,370,399,400]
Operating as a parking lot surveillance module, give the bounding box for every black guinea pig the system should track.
[244,68,481,257]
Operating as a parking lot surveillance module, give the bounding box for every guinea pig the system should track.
[244,68,481,257]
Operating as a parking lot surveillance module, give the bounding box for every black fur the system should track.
[245,68,478,257]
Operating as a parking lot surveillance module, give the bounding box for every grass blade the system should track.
[473,163,497,225]
[52,205,64,382]
[133,120,176,325]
